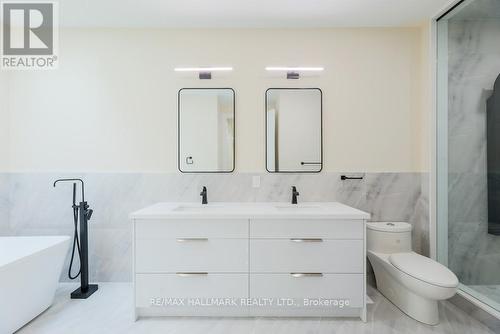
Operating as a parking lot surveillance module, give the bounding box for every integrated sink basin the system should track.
[173,204,327,212]
[130,202,371,220]
[274,204,323,211]
[173,205,225,212]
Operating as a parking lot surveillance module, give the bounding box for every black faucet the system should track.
[200,186,208,205]
[291,186,299,204]
[53,178,98,299]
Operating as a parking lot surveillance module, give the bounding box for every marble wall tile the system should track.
[416,173,430,256]
[4,172,427,282]
[447,19,500,285]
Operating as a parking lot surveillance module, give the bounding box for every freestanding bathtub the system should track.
[0,236,70,334]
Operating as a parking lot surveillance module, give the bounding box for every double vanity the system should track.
[135,85,368,320]
[130,201,370,321]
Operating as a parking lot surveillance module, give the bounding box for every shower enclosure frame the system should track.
[432,0,500,320]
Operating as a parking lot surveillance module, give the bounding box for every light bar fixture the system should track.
[174,67,233,80]
[265,66,324,80]
[174,67,233,72]
[265,67,324,72]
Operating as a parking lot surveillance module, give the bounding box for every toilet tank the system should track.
[366,222,412,253]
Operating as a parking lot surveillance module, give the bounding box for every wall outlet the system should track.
[252,176,261,188]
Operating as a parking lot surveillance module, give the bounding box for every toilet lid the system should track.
[389,252,459,288]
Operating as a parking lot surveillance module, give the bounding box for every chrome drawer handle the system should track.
[290,238,323,242]
[176,272,208,277]
[290,273,324,278]
[176,238,209,242]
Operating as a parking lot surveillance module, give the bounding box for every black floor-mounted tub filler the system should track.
[53,178,98,299]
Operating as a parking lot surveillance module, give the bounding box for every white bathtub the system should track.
[0,236,70,334]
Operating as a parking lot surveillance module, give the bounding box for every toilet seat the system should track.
[389,252,458,288]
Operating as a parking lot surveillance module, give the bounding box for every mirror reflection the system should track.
[178,88,235,173]
[266,88,322,173]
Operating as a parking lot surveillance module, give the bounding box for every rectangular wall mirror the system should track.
[266,88,322,173]
[178,88,235,173]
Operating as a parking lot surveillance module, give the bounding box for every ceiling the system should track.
[56,0,453,28]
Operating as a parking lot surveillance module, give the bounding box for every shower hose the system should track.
[68,189,82,280]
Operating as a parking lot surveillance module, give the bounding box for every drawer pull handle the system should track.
[176,238,209,242]
[176,272,208,277]
[290,238,323,242]
[290,273,324,278]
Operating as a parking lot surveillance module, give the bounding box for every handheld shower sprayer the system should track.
[53,178,98,299]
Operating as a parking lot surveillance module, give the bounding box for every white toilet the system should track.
[366,222,458,325]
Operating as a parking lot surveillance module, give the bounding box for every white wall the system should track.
[5,28,428,173]
[418,22,432,173]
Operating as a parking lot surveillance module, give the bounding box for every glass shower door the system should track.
[437,0,500,312]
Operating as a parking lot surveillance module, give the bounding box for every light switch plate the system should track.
[252,176,261,188]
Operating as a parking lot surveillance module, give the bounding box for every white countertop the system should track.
[130,202,370,220]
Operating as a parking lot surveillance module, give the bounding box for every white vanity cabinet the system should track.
[131,203,369,321]
[133,218,249,317]
[248,218,365,318]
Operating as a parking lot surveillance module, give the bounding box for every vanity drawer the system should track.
[250,273,364,308]
[136,273,248,308]
[250,239,363,273]
[134,219,248,239]
[135,238,248,273]
[250,219,364,239]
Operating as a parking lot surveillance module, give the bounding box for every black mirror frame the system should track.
[265,87,323,173]
[177,88,236,173]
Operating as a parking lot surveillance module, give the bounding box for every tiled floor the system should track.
[17,283,495,334]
